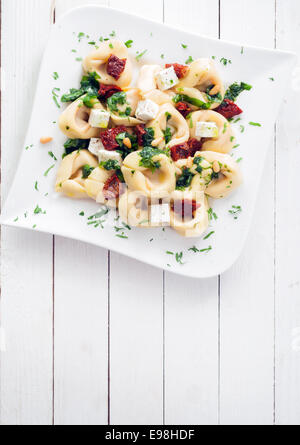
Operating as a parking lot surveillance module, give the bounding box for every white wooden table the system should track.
[0,0,299,425]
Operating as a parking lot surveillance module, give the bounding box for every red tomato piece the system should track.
[100,126,128,151]
[165,63,189,79]
[106,55,127,80]
[176,101,192,118]
[188,138,203,156]
[103,173,125,200]
[171,199,201,219]
[170,142,190,161]
[134,124,147,146]
[98,84,122,100]
[214,99,243,119]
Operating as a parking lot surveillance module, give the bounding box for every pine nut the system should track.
[40,137,53,144]
[123,137,132,149]
[212,160,220,173]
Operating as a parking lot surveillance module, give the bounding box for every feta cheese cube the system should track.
[88,109,110,128]
[150,203,170,226]
[88,138,104,156]
[155,67,179,91]
[135,99,159,121]
[195,121,219,139]
[98,149,122,164]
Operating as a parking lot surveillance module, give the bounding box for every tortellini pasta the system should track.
[147,103,189,149]
[137,65,162,93]
[55,150,98,198]
[55,41,246,238]
[83,39,132,87]
[59,97,105,139]
[170,190,209,237]
[189,110,235,153]
[176,58,225,107]
[121,150,176,197]
[197,151,243,198]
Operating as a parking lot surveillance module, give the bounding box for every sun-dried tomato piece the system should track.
[100,126,127,151]
[176,101,192,118]
[106,55,127,80]
[134,124,147,146]
[170,142,190,161]
[214,99,243,119]
[103,173,125,200]
[188,138,203,156]
[171,199,201,219]
[165,63,189,79]
[98,83,122,100]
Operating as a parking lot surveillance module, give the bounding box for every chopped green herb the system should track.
[269,77,274,81]
[199,246,212,253]
[136,49,147,61]
[82,164,95,178]
[107,91,127,113]
[220,57,232,66]
[224,82,252,102]
[233,144,240,149]
[239,125,245,133]
[79,211,85,216]
[125,39,133,48]
[76,57,83,62]
[139,146,166,172]
[34,181,39,191]
[236,157,243,163]
[166,251,174,255]
[228,205,242,219]
[61,72,100,102]
[34,205,46,215]
[77,32,85,42]
[63,138,89,156]
[249,121,261,127]
[52,87,61,108]
[207,207,218,221]
[176,167,194,190]
[100,159,120,171]
[53,72,59,80]
[48,151,57,161]
[109,43,114,49]
[160,54,164,59]
[241,46,244,54]
[44,164,55,176]
[175,252,184,264]
[203,231,215,240]
[181,43,188,49]
[109,30,116,37]
[163,127,172,144]
[116,234,128,239]
[185,55,194,64]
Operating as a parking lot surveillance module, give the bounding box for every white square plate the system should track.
[0,5,296,278]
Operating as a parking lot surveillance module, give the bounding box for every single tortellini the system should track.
[118,190,150,227]
[55,150,98,198]
[198,151,243,198]
[147,103,189,149]
[110,88,144,126]
[59,96,105,139]
[170,190,209,237]
[189,110,235,153]
[82,39,132,87]
[176,58,225,108]
[121,150,176,198]
[137,65,162,93]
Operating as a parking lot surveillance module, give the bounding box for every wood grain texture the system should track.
[219,0,275,425]
[0,0,53,425]
[163,0,219,425]
[53,0,109,426]
[275,0,300,425]
[108,0,164,426]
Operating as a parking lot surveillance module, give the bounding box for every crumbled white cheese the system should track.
[195,121,219,139]
[155,67,179,91]
[135,99,159,121]
[88,109,110,128]
[150,203,170,226]
[88,138,104,156]
[98,149,122,164]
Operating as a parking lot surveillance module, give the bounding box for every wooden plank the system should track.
[163,0,219,425]
[275,0,300,425]
[0,0,53,425]
[53,0,109,425]
[108,0,164,425]
[219,0,275,425]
